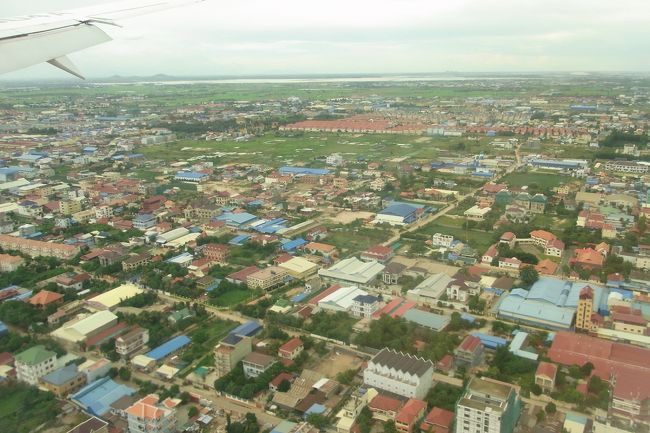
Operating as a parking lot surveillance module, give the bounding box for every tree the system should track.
[580,362,594,378]
[531,384,542,396]
[306,413,329,429]
[519,267,539,287]
[188,405,199,418]
[277,379,291,392]
[545,402,556,414]
[118,367,131,381]
[383,421,398,433]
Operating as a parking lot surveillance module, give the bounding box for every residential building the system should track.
[246,266,289,290]
[545,239,565,258]
[0,253,24,272]
[15,345,57,385]
[0,234,79,259]
[60,199,83,215]
[116,327,150,357]
[126,394,177,433]
[363,348,434,399]
[395,399,427,433]
[455,377,521,433]
[498,257,522,270]
[575,286,600,332]
[535,362,557,393]
[214,334,252,377]
[29,290,64,308]
[202,243,230,262]
[464,205,491,220]
[454,335,484,369]
[351,294,381,318]
[420,407,454,433]
[39,364,87,397]
[133,213,156,230]
[432,233,454,248]
[383,262,407,284]
[482,244,498,265]
[242,352,276,378]
[122,253,152,271]
[361,245,394,263]
[570,248,604,270]
[278,337,304,360]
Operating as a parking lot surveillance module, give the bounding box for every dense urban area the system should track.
[0,75,649,433]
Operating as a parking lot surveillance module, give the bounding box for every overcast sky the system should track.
[2,0,650,80]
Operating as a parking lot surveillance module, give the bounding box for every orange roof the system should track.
[279,337,303,354]
[530,230,556,242]
[125,394,170,420]
[395,399,427,425]
[535,259,558,275]
[535,361,558,380]
[29,290,63,306]
[369,394,402,413]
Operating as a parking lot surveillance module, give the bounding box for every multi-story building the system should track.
[133,213,156,230]
[0,235,80,259]
[605,160,649,174]
[575,286,599,332]
[15,345,58,385]
[95,205,114,220]
[534,362,557,393]
[454,335,484,369]
[363,348,434,399]
[184,202,220,221]
[202,243,230,262]
[214,334,252,377]
[60,199,83,215]
[432,233,454,248]
[455,377,521,433]
[246,266,288,290]
[116,327,150,357]
[395,399,427,433]
[351,294,381,318]
[242,352,276,379]
[122,253,152,272]
[126,394,177,433]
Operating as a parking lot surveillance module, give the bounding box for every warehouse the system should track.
[318,257,385,287]
[145,335,191,361]
[72,377,135,416]
[85,283,145,310]
[374,203,419,226]
[317,285,368,313]
[51,310,119,344]
[278,256,320,279]
[156,227,190,245]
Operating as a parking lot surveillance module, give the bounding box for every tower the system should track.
[575,286,594,331]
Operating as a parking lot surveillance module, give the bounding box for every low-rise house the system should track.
[29,290,64,308]
[0,253,24,272]
[39,364,87,397]
[420,407,454,433]
[242,352,277,379]
[383,262,407,285]
[499,257,522,270]
[278,337,304,360]
[246,266,289,290]
[368,394,402,421]
[535,362,557,393]
[545,239,565,257]
[395,399,427,433]
[361,245,394,263]
[66,417,109,433]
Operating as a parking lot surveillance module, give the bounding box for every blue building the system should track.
[174,171,209,182]
[72,377,135,416]
[497,277,607,330]
[279,166,330,176]
[470,332,508,350]
[231,321,263,337]
[376,203,418,225]
[145,335,191,361]
[281,238,308,252]
[216,212,258,228]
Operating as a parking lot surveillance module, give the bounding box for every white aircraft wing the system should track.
[0,0,205,79]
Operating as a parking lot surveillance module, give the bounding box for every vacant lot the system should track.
[500,171,574,190]
[312,350,364,379]
[413,216,495,252]
[333,211,375,224]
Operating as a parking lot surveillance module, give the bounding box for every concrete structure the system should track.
[454,335,484,369]
[214,334,252,377]
[0,234,79,259]
[246,266,289,290]
[278,257,320,279]
[534,362,557,393]
[351,294,381,318]
[126,394,177,433]
[455,377,521,433]
[375,203,419,226]
[363,348,434,399]
[406,273,454,306]
[51,311,119,344]
[133,213,156,230]
[15,345,57,385]
[575,286,600,332]
[116,327,149,357]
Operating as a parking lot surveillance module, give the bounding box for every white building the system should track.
[326,153,344,166]
[455,377,521,433]
[464,205,491,221]
[363,348,434,399]
[432,233,454,248]
[319,257,385,287]
[406,273,454,306]
[15,345,58,385]
[318,285,369,313]
[350,294,381,318]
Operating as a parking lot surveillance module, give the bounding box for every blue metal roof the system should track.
[229,234,251,245]
[175,171,208,179]
[279,166,330,176]
[281,238,307,251]
[379,203,417,218]
[291,292,308,303]
[145,335,191,361]
[41,364,81,386]
[217,212,258,226]
[72,377,135,416]
[134,213,154,222]
[232,321,262,337]
[470,332,508,349]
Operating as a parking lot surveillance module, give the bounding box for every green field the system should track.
[500,171,574,190]
[326,225,393,256]
[210,289,253,307]
[414,216,495,252]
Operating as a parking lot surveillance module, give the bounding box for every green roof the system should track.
[15,345,56,365]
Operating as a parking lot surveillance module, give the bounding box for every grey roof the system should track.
[353,294,380,304]
[40,364,81,386]
[371,348,433,377]
[222,333,243,345]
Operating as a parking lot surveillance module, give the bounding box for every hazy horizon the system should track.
[2,0,650,80]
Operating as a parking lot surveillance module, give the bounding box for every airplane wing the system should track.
[0,0,205,79]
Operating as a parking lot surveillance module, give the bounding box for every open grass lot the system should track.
[413,215,495,252]
[0,384,60,433]
[500,171,574,190]
[210,289,254,307]
[137,132,491,165]
[326,225,394,256]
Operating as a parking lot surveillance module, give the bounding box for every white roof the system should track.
[165,232,201,248]
[131,354,155,368]
[51,310,118,343]
[464,205,491,216]
[318,257,385,284]
[156,227,190,243]
[318,285,367,311]
[86,283,144,309]
[408,273,453,300]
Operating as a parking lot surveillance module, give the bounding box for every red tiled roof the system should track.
[421,407,454,432]
[395,399,427,425]
[279,337,303,354]
[28,290,63,306]
[535,361,557,380]
[369,394,402,413]
[458,335,482,353]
